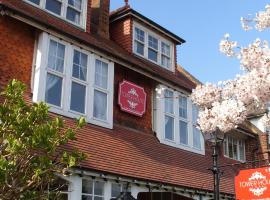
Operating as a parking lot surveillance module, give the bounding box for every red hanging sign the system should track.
[118,80,147,117]
[235,167,270,200]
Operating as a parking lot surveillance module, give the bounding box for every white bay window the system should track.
[25,0,87,28]
[33,32,114,129]
[155,86,205,154]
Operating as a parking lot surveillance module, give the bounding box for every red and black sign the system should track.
[118,80,146,117]
[235,167,270,199]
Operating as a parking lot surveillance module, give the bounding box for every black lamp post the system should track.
[204,129,225,200]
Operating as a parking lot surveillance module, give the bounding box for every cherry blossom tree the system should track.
[191,4,270,134]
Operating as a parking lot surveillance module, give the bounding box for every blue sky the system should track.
[110,0,270,83]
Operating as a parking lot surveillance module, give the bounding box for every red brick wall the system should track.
[91,0,110,38]
[114,63,154,133]
[257,133,269,161]
[110,17,133,54]
[0,16,35,90]
[86,0,92,33]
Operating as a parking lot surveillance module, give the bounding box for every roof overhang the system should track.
[110,8,185,45]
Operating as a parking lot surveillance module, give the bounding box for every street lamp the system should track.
[204,129,225,200]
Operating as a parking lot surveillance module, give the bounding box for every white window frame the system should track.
[111,183,131,199]
[223,135,246,162]
[81,178,105,200]
[164,88,175,142]
[133,22,175,72]
[33,32,114,129]
[155,85,205,155]
[24,0,88,29]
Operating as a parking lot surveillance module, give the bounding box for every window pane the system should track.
[193,127,202,149]
[94,182,104,196]
[162,42,170,56]
[179,96,187,119]
[192,104,199,124]
[28,0,40,5]
[82,179,93,194]
[48,40,65,73]
[135,41,144,55]
[72,50,87,81]
[223,137,228,156]
[135,27,144,42]
[111,183,121,198]
[45,74,62,107]
[94,197,103,200]
[45,0,62,15]
[70,82,86,113]
[68,0,82,10]
[95,60,108,89]
[148,48,158,62]
[233,139,238,160]
[82,195,92,200]
[165,90,174,114]
[161,55,170,68]
[179,121,188,145]
[228,137,233,158]
[239,140,245,161]
[148,35,158,50]
[93,90,107,120]
[165,115,174,140]
[67,7,81,24]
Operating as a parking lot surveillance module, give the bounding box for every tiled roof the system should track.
[62,119,238,195]
[0,0,195,92]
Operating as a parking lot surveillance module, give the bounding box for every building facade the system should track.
[0,0,269,199]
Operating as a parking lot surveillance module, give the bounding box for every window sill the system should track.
[48,106,113,129]
[223,155,245,163]
[160,140,205,155]
[133,52,174,72]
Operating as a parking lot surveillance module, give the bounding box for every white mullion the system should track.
[158,39,161,65]
[108,61,114,128]
[62,43,72,112]
[175,91,180,144]
[88,53,95,121]
[85,50,91,121]
[81,0,86,28]
[144,31,148,58]
[40,0,46,8]
[104,181,111,200]
[62,0,67,19]
[187,98,193,146]
[92,180,95,200]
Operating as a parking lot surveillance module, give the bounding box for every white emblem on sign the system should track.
[127,100,138,109]
[128,88,138,97]
[248,172,267,196]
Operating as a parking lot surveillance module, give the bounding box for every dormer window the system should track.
[133,23,174,71]
[25,0,87,28]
